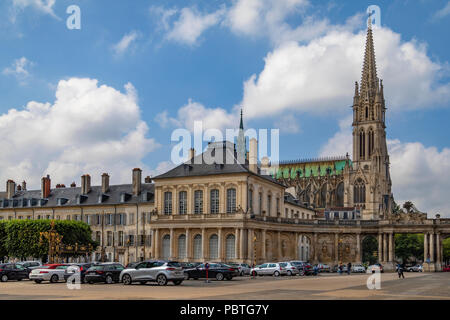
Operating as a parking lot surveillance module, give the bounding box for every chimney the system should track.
[189,148,195,162]
[81,174,91,195]
[144,176,152,184]
[21,181,26,191]
[249,138,258,173]
[101,173,110,194]
[132,168,142,196]
[261,157,270,175]
[6,180,16,199]
[41,175,51,199]
[70,182,76,188]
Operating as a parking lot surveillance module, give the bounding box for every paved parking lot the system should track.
[0,272,449,300]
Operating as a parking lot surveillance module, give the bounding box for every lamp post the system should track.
[39,220,63,264]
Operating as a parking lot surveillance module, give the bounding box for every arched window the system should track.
[353,178,366,204]
[179,191,187,215]
[194,190,203,214]
[162,235,170,259]
[225,235,236,260]
[336,182,344,207]
[164,192,172,215]
[368,128,374,157]
[359,129,365,160]
[365,106,368,119]
[193,235,202,259]
[226,188,236,213]
[210,189,219,214]
[178,235,186,259]
[209,234,218,259]
[319,184,327,208]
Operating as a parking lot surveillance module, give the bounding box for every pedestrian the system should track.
[347,262,352,275]
[338,263,343,275]
[397,263,405,279]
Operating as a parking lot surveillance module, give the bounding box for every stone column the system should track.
[334,233,339,264]
[430,232,435,263]
[277,231,282,260]
[436,234,441,270]
[295,233,299,260]
[389,233,394,262]
[170,228,175,260]
[235,228,240,262]
[356,233,361,263]
[202,228,207,261]
[424,233,429,262]
[185,228,190,261]
[378,233,382,263]
[313,233,318,263]
[383,233,388,262]
[248,229,254,265]
[239,229,245,260]
[154,229,159,259]
[218,228,223,261]
[262,229,267,261]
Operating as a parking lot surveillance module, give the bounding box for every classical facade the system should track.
[0,21,449,271]
[272,20,392,220]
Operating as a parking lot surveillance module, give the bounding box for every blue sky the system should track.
[0,0,449,215]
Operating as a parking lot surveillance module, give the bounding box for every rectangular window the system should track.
[285,208,288,218]
[276,198,280,214]
[164,192,172,215]
[210,189,219,214]
[118,231,124,246]
[267,195,272,216]
[194,190,203,214]
[259,193,262,215]
[226,188,236,213]
[107,231,112,246]
[129,213,135,225]
[248,189,253,212]
[179,191,187,215]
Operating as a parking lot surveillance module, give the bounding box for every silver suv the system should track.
[120,260,184,286]
[251,262,287,277]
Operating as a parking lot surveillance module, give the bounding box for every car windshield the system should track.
[167,261,181,267]
[89,266,104,270]
[56,266,69,269]
[279,263,287,267]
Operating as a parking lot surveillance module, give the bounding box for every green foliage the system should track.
[0,221,7,261]
[362,236,378,265]
[3,220,97,260]
[394,234,424,264]
[443,238,450,264]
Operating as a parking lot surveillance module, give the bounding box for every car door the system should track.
[258,264,267,275]
[267,264,277,275]
[133,262,147,280]
[4,264,15,280]
[149,261,164,280]
[14,264,28,279]
[114,264,124,281]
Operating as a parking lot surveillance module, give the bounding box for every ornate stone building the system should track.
[272,20,392,220]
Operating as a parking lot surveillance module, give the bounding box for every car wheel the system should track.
[274,271,280,277]
[287,270,292,276]
[240,271,244,276]
[173,280,183,286]
[184,273,190,280]
[157,274,168,286]
[105,275,113,284]
[216,273,224,281]
[1,275,8,282]
[122,274,132,285]
[50,275,59,283]
[300,271,305,276]
[34,279,42,284]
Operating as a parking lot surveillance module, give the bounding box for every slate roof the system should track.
[284,192,312,210]
[0,183,154,209]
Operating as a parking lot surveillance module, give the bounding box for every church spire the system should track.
[360,16,378,101]
[237,109,246,163]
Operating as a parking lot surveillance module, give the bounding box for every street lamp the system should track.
[39,220,63,264]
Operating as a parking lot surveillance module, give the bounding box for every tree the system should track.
[362,236,378,265]
[0,222,7,262]
[395,234,424,264]
[4,220,97,260]
[443,238,450,264]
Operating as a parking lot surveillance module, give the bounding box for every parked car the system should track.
[279,262,299,276]
[290,261,314,275]
[180,262,197,269]
[227,263,251,276]
[315,263,331,273]
[120,260,184,286]
[333,265,348,273]
[125,262,140,269]
[85,263,125,284]
[16,261,42,275]
[250,263,287,277]
[366,263,384,273]
[29,264,68,283]
[351,264,366,273]
[443,265,450,272]
[184,263,235,281]
[0,263,29,282]
[63,263,95,283]
[406,264,423,272]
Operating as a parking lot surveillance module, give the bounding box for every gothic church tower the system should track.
[351,18,392,219]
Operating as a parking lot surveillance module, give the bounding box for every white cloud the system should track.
[319,118,450,217]
[273,115,301,134]
[2,56,33,84]
[433,1,450,20]
[152,6,225,46]
[112,31,140,57]
[156,99,238,132]
[240,26,450,119]
[0,78,160,189]
[11,0,59,19]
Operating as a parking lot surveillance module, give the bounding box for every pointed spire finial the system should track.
[239,108,244,130]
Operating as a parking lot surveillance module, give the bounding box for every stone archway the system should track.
[362,235,378,265]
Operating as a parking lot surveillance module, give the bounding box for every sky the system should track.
[0,0,449,216]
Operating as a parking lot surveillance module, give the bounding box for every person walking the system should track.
[347,262,352,275]
[397,263,405,279]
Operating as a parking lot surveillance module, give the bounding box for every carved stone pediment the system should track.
[389,211,427,224]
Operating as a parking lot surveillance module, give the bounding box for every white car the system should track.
[29,264,69,283]
[351,264,366,273]
[250,263,287,277]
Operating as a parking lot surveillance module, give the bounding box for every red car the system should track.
[443,265,450,272]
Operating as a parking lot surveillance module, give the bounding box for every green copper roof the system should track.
[270,159,352,180]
